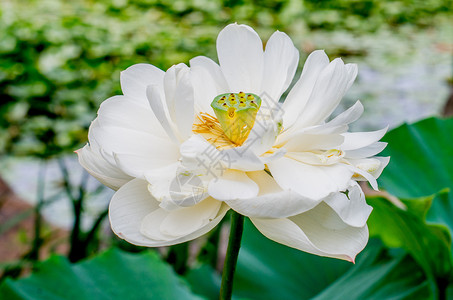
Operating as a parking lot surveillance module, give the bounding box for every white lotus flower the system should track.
[77,23,389,261]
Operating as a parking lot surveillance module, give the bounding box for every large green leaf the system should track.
[233,219,350,299]
[380,117,453,233]
[375,117,453,294]
[186,220,431,300]
[0,249,202,300]
[379,118,453,257]
[380,117,453,198]
[313,246,430,300]
[367,194,452,290]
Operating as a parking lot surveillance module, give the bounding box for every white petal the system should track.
[324,183,372,228]
[348,165,379,190]
[76,144,132,190]
[261,31,299,103]
[89,121,178,165]
[109,178,228,247]
[208,169,259,201]
[180,135,227,177]
[242,119,280,156]
[146,84,180,143]
[141,197,222,239]
[226,171,321,218]
[120,63,164,104]
[220,147,265,172]
[279,133,344,152]
[163,64,195,140]
[113,151,179,179]
[143,160,210,211]
[326,101,364,127]
[344,63,359,91]
[144,163,179,201]
[278,102,362,140]
[340,127,388,151]
[371,156,390,179]
[346,156,389,190]
[97,95,167,139]
[349,156,390,188]
[217,23,264,93]
[109,179,161,245]
[268,157,354,200]
[282,50,329,128]
[190,56,229,114]
[294,59,355,128]
[286,151,343,166]
[250,202,369,261]
[344,142,388,159]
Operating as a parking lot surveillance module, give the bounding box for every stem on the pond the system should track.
[219,211,244,300]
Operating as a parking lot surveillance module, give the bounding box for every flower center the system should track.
[210,92,261,145]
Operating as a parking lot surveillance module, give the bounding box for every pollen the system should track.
[192,113,237,149]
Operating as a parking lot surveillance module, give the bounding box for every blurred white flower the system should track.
[77,23,388,261]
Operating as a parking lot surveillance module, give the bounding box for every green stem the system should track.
[219,211,244,300]
[29,161,46,261]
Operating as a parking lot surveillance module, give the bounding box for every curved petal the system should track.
[190,56,229,115]
[109,178,228,247]
[340,127,388,151]
[344,142,388,159]
[347,157,390,190]
[282,50,330,129]
[113,151,179,179]
[280,133,344,152]
[89,120,179,171]
[371,156,390,179]
[145,162,210,211]
[163,63,195,140]
[261,30,299,104]
[97,95,167,139]
[225,171,321,218]
[324,183,372,228]
[208,170,259,201]
[76,144,132,190]
[120,63,165,104]
[292,59,358,129]
[277,101,362,141]
[220,147,265,172]
[217,23,264,93]
[250,202,369,261]
[242,118,280,156]
[268,157,354,200]
[325,100,364,128]
[141,197,221,239]
[146,84,180,143]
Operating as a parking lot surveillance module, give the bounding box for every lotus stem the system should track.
[219,211,244,300]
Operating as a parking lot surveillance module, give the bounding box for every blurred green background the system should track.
[1,0,451,157]
[1,1,453,299]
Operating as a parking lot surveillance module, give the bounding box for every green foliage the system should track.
[378,117,453,266]
[186,221,431,299]
[375,117,453,295]
[379,117,453,200]
[368,194,452,294]
[2,225,430,300]
[0,249,201,300]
